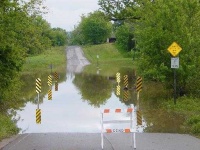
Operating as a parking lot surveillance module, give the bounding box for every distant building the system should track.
[107,37,116,43]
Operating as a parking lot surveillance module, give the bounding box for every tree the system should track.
[0,0,48,103]
[98,1,137,54]
[99,0,200,96]
[69,25,84,45]
[134,0,200,96]
[24,16,52,55]
[98,0,140,21]
[48,28,68,46]
[73,11,112,45]
[115,23,135,53]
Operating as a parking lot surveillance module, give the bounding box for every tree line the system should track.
[0,0,67,104]
[2,0,200,102]
[70,0,200,98]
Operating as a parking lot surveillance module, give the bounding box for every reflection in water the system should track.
[17,73,139,133]
[15,67,185,134]
[73,73,113,107]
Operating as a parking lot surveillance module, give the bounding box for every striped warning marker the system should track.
[136,77,142,92]
[36,109,41,124]
[116,72,120,83]
[48,89,52,100]
[124,75,128,87]
[116,85,120,96]
[55,82,58,91]
[36,78,41,93]
[47,75,52,86]
[54,72,58,81]
[123,90,129,101]
[137,110,142,125]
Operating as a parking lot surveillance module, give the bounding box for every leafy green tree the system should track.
[134,0,200,96]
[25,16,52,55]
[98,1,138,54]
[72,11,112,45]
[99,0,200,96]
[69,25,84,45]
[49,28,68,46]
[0,0,48,103]
[0,0,27,103]
[115,23,135,53]
[98,0,140,21]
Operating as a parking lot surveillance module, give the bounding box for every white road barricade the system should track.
[100,104,136,149]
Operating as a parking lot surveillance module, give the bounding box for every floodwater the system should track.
[14,49,184,134]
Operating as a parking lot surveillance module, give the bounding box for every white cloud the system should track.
[43,0,100,31]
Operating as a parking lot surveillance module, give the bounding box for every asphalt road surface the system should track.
[1,133,200,150]
[66,46,90,73]
[1,46,200,150]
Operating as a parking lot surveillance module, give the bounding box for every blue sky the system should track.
[43,0,100,31]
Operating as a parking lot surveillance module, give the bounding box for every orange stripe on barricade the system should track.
[102,108,133,113]
[125,129,131,133]
[106,129,112,133]
[115,109,121,113]
[127,108,133,113]
[104,109,110,113]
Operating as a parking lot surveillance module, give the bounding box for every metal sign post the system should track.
[173,68,177,104]
[171,57,179,104]
[168,42,182,105]
[96,55,99,68]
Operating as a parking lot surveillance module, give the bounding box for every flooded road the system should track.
[14,46,184,134]
[16,46,143,133]
[17,76,137,133]
[3,47,200,150]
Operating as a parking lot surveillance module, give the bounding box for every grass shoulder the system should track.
[162,97,200,138]
[82,43,135,76]
[22,46,67,74]
[0,113,19,141]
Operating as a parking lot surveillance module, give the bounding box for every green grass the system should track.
[141,80,200,138]
[22,46,66,74]
[0,113,19,141]
[83,43,135,76]
[163,97,200,138]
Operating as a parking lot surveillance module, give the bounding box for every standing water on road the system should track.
[14,46,184,134]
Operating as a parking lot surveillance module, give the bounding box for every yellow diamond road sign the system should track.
[167,42,182,57]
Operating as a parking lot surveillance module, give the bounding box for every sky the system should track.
[43,0,100,32]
